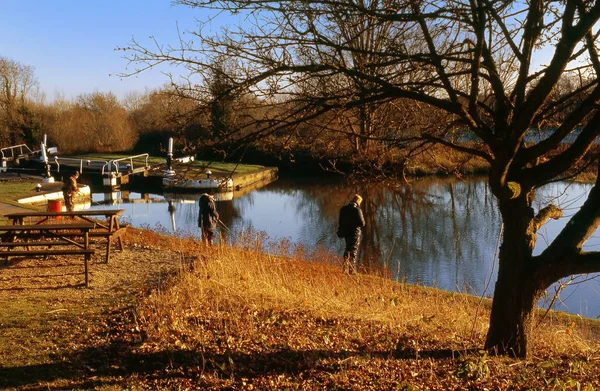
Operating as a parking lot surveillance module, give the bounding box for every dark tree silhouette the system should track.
[122,0,600,357]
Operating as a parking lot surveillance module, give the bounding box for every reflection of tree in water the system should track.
[234,176,358,248]
[225,176,502,295]
[358,178,501,294]
[281,177,500,294]
[376,180,499,293]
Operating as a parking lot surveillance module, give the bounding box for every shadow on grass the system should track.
[0,335,478,389]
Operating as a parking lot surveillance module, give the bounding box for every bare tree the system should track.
[123,0,600,357]
[0,56,39,145]
[126,87,210,154]
[46,92,136,154]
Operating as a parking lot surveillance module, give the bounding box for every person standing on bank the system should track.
[62,171,80,212]
[198,193,219,245]
[337,194,365,274]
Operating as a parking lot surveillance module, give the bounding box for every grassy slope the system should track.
[131,234,600,390]
[74,153,266,175]
[0,181,39,205]
[2,228,599,390]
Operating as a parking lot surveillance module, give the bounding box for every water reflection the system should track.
[88,176,600,319]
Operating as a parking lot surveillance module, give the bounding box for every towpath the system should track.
[0,172,48,217]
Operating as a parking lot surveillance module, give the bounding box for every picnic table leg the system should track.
[105,217,114,264]
[84,231,90,287]
[84,254,90,287]
[115,218,124,252]
[105,216,124,263]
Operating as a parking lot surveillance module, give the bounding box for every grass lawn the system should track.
[74,153,267,175]
[0,180,40,205]
[1,226,600,389]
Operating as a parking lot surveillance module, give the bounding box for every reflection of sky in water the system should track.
[89,178,600,319]
[532,183,600,317]
[230,191,303,241]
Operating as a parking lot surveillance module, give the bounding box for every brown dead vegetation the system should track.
[0,227,599,390]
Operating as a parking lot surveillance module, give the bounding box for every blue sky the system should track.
[1,1,559,104]
[0,0,213,102]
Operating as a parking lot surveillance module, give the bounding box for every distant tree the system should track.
[123,0,600,357]
[47,92,136,154]
[77,92,137,152]
[0,56,39,145]
[16,105,45,146]
[126,88,210,154]
[206,58,237,139]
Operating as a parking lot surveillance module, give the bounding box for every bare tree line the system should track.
[116,0,600,359]
[4,0,600,358]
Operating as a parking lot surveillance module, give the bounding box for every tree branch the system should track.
[541,163,600,256]
[422,133,492,162]
[532,204,563,233]
[521,109,600,186]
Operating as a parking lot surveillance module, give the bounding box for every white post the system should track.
[164,137,175,177]
[40,141,55,183]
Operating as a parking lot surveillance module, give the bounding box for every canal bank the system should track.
[6,148,278,192]
[0,163,279,212]
[144,164,279,192]
[82,175,600,321]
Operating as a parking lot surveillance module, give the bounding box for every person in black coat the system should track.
[337,194,365,274]
[61,171,80,212]
[198,193,219,245]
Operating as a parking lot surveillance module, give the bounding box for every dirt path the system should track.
[0,229,192,390]
[0,202,34,215]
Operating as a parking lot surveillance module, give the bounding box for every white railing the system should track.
[0,144,33,160]
[101,154,150,176]
[53,157,108,174]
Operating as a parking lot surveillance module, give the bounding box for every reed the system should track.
[128,228,600,389]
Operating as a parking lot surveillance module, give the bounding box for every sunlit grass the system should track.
[131,227,600,363]
[2,224,599,389]
[74,153,266,175]
[0,180,39,204]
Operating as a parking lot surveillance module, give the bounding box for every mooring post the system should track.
[164,137,176,177]
[40,138,55,183]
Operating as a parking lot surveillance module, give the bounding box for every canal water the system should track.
[87,176,600,319]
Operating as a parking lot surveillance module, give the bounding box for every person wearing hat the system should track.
[337,194,365,274]
[198,193,219,245]
[61,171,80,212]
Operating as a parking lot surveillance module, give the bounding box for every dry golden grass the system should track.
[2,226,600,390]
[129,229,600,389]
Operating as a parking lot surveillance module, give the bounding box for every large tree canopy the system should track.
[123,0,600,357]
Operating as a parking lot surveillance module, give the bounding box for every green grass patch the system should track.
[73,153,267,175]
[73,153,165,165]
[0,180,39,204]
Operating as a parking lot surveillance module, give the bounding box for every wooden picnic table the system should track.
[0,222,96,287]
[4,209,126,263]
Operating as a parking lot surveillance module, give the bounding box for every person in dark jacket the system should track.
[198,193,219,245]
[337,194,365,274]
[61,171,80,212]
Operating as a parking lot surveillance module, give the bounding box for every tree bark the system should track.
[484,197,544,358]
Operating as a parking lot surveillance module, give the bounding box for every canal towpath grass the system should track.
[1,222,600,389]
[1,172,600,389]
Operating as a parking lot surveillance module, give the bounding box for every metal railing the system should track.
[52,156,109,174]
[0,144,33,161]
[101,154,150,176]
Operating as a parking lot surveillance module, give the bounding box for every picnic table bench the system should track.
[0,222,96,287]
[4,209,126,263]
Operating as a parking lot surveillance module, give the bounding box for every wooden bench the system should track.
[0,222,96,287]
[4,209,125,263]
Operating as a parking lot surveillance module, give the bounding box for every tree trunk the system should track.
[484,197,545,358]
